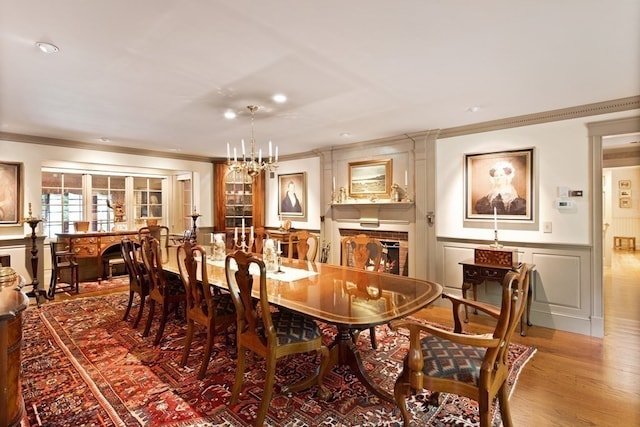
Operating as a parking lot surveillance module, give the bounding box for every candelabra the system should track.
[227,105,278,179]
[233,232,254,253]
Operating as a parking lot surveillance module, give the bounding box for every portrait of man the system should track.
[278,172,306,218]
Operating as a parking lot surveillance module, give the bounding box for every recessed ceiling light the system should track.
[35,41,59,53]
[340,132,351,138]
[224,110,237,119]
[99,137,110,143]
[467,106,480,113]
[272,94,287,103]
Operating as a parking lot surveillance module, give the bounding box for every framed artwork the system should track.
[619,198,632,208]
[348,159,392,199]
[0,162,21,224]
[465,148,534,222]
[619,189,632,198]
[619,180,631,189]
[278,172,306,218]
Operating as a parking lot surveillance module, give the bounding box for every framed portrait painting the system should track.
[278,172,306,218]
[348,159,392,199]
[465,148,534,222]
[0,162,21,224]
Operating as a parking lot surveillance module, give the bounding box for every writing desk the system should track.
[459,259,534,336]
[165,253,442,402]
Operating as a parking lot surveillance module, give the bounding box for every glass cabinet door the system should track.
[225,169,253,228]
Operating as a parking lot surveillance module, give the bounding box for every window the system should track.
[41,172,84,237]
[134,177,164,221]
[91,175,126,231]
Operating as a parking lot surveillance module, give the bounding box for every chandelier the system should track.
[226,105,278,178]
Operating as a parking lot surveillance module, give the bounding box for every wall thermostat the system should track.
[556,199,575,210]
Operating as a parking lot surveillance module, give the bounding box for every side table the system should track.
[459,259,534,336]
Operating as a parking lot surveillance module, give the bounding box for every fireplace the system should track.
[339,229,409,276]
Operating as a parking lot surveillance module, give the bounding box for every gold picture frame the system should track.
[0,162,21,224]
[348,159,392,199]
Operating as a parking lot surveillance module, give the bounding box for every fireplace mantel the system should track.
[331,201,414,227]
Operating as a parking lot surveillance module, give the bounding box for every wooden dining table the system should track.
[164,249,443,402]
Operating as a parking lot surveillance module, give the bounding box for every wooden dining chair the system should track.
[138,225,172,263]
[177,241,236,379]
[225,250,330,426]
[120,237,149,328]
[390,264,531,427]
[47,240,79,297]
[287,230,319,262]
[252,227,267,254]
[140,235,186,346]
[340,234,383,349]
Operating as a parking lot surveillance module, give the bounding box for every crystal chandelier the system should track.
[226,105,278,178]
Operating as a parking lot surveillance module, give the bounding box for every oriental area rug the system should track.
[21,292,535,426]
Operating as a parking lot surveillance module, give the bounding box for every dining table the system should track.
[164,249,443,403]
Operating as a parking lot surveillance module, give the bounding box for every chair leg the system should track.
[181,320,195,367]
[48,269,57,298]
[143,299,156,337]
[230,347,245,404]
[255,356,277,426]
[133,294,146,329]
[123,291,135,321]
[478,392,491,427]
[497,383,513,427]
[154,302,170,346]
[198,328,215,380]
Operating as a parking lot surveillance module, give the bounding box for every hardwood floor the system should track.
[37,251,640,426]
[415,250,640,427]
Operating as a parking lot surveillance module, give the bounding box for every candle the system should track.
[277,240,281,253]
[234,147,237,162]
[404,170,408,187]
[241,139,246,156]
[275,146,278,162]
[332,176,336,192]
[242,218,245,236]
[258,148,262,164]
[493,207,498,231]
[234,227,238,241]
[250,226,254,238]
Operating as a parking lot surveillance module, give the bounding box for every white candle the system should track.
[277,240,281,253]
[234,147,237,162]
[250,226,254,238]
[333,176,336,192]
[242,218,245,236]
[241,139,245,156]
[493,207,498,231]
[234,227,238,240]
[275,146,278,162]
[210,233,214,242]
[405,170,408,186]
[258,148,262,164]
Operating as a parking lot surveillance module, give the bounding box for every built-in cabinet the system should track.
[214,162,265,244]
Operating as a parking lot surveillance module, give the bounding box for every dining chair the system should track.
[225,250,330,427]
[252,227,267,254]
[287,230,318,262]
[390,264,531,427]
[120,237,149,328]
[340,234,383,349]
[138,225,172,263]
[177,241,236,379]
[140,235,186,346]
[47,240,79,297]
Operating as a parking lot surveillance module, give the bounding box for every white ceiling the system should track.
[1,1,639,158]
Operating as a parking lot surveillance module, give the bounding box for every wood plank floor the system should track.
[39,251,640,426]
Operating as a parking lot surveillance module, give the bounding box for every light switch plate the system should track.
[543,221,552,233]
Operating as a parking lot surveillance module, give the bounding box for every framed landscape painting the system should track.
[465,148,534,222]
[0,162,21,224]
[348,159,392,199]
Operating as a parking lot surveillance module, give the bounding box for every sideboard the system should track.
[56,230,140,280]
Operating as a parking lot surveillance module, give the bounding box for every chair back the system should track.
[140,235,171,298]
[288,230,319,262]
[177,241,215,318]
[252,227,267,254]
[225,250,272,345]
[494,265,531,364]
[120,237,144,289]
[341,234,383,271]
[138,225,171,263]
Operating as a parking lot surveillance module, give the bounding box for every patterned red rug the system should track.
[21,292,535,426]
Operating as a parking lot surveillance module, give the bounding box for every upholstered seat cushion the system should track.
[415,334,487,386]
[257,310,322,345]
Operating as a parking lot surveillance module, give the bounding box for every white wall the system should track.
[437,118,591,245]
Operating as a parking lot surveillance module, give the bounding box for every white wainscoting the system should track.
[436,239,594,336]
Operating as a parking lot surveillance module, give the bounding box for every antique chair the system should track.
[251,227,267,254]
[177,241,236,379]
[48,240,79,297]
[138,225,172,263]
[287,230,319,262]
[120,237,148,328]
[390,265,531,427]
[225,250,330,427]
[140,235,186,346]
[340,234,383,349]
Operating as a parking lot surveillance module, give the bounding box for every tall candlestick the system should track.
[493,206,498,231]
